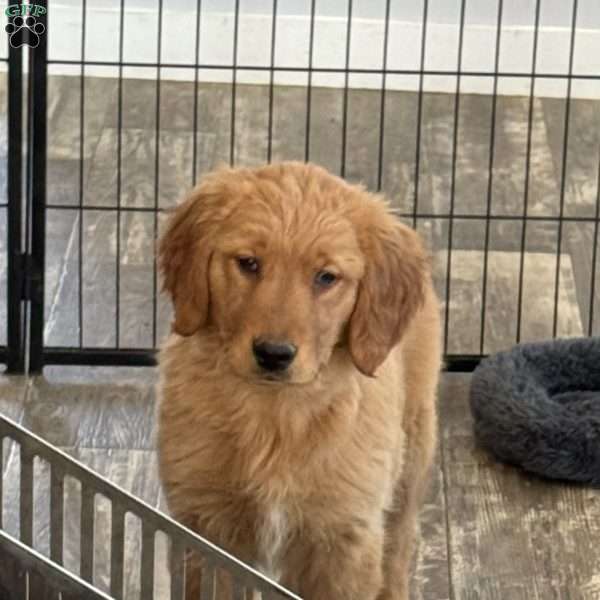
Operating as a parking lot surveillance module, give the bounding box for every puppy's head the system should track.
[159,162,428,383]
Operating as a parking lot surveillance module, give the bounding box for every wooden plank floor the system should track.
[2,369,600,598]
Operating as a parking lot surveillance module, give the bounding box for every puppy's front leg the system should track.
[292,523,384,600]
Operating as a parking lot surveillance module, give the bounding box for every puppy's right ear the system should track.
[158,190,216,337]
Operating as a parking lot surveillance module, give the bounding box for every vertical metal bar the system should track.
[412,0,429,227]
[232,579,246,600]
[376,0,391,193]
[230,0,241,166]
[152,0,164,350]
[170,538,185,600]
[25,25,33,262]
[78,0,87,349]
[266,0,278,163]
[443,0,467,355]
[80,485,95,581]
[6,40,24,373]
[552,0,578,338]
[479,0,504,355]
[191,0,202,185]
[115,0,125,349]
[27,568,48,600]
[340,0,353,178]
[304,0,316,162]
[140,521,155,599]
[516,0,542,344]
[24,39,33,366]
[0,437,3,529]
[19,446,33,546]
[49,465,64,564]
[28,0,48,373]
[589,154,600,336]
[201,564,215,599]
[110,501,125,600]
[110,504,125,599]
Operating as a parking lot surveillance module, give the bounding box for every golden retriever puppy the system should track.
[157,161,441,600]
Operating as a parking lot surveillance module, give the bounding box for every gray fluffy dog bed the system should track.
[469,336,600,486]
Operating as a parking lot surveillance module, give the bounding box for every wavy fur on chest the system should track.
[158,332,403,557]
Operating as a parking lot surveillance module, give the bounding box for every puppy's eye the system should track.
[237,256,260,275]
[314,270,338,288]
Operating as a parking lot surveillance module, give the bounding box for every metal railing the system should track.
[0,529,113,599]
[0,414,301,599]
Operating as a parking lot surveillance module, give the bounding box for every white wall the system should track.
[45,0,600,98]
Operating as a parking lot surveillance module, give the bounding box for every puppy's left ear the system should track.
[159,192,213,336]
[349,209,429,377]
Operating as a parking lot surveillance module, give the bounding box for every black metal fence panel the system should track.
[3,0,600,371]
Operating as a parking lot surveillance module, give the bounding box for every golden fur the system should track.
[157,162,442,599]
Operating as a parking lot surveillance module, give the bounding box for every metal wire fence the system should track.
[1,0,599,371]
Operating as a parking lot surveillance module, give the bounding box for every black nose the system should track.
[252,339,297,372]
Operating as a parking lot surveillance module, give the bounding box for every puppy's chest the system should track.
[255,500,289,582]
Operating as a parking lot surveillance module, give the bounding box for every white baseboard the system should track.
[45,3,600,99]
